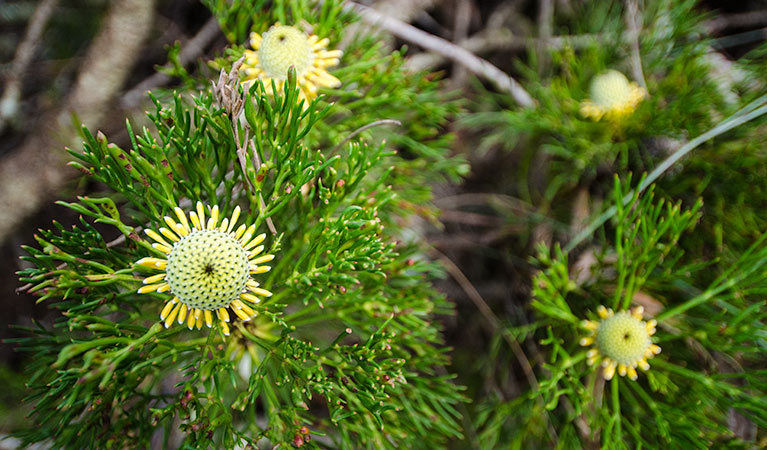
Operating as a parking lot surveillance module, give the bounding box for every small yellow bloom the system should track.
[135,202,275,336]
[242,24,342,104]
[580,305,661,380]
[580,70,645,121]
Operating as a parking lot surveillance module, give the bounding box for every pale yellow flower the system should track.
[580,70,645,121]
[135,202,274,336]
[242,24,342,104]
[580,305,661,380]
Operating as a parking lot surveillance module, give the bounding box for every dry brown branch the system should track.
[121,17,222,109]
[405,28,600,71]
[450,0,474,86]
[211,58,278,235]
[0,0,156,243]
[706,10,767,33]
[0,0,60,135]
[346,1,536,107]
[431,248,539,390]
[624,0,648,91]
[538,0,554,39]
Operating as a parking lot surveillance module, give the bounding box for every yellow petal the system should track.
[207,205,219,230]
[159,227,180,242]
[243,233,266,251]
[248,246,265,259]
[232,307,251,321]
[164,216,187,237]
[240,303,256,317]
[173,207,191,234]
[160,299,176,319]
[249,32,262,49]
[618,364,627,377]
[164,302,182,328]
[136,257,167,268]
[250,254,275,265]
[144,273,167,285]
[187,309,196,329]
[217,308,230,323]
[189,211,202,231]
[627,366,638,380]
[603,363,616,380]
[239,225,257,247]
[220,321,230,336]
[196,202,206,230]
[579,337,593,346]
[138,284,162,294]
[178,303,188,323]
[218,217,229,233]
[234,224,247,240]
[156,283,170,293]
[228,206,241,233]
[204,310,213,328]
[152,243,173,254]
[145,229,170,247]
[250,265,271,274]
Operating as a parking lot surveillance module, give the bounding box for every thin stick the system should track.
[0,0,60,134]
[432,248,558,441]
[122,17,221,108]
[624,0,648,90]
[329,119,401,156]
[431,248,539,390]
[346,1,536,108]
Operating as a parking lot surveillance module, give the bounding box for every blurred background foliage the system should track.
[1,0,767,447]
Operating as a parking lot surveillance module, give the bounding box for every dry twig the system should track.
[624,0,648,90]
[0,0,157,243]
[122,17,222,109]
[0,0,60,135]
[346,1,536,107]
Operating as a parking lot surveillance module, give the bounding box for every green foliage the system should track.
[479,177,767,448]
[11,1,465,448]
[460,0,737,215]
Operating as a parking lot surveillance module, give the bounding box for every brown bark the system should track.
[0,0,156,241]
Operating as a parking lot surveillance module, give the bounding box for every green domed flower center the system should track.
[165,230,249,310]
[258,25,314,79]
[589,70,634,108]
[595,311,651,366]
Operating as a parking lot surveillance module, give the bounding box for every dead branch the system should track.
[0,0,60,135]
[0,0,157,243]
[346,1,536,108]
[121,17,222,109]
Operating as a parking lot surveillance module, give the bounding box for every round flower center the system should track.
[258,25,314,79]
[589,70,634,109]
[165,230,249,311]
[595,311,651,366]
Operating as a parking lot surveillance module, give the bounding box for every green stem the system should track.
[611,376,622,441]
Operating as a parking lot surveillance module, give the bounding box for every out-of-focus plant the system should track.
[462,0,767,448]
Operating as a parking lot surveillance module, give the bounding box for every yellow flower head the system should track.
[580,305,661,381]
[580,70,645,121]
[242,24,343,104]
[135,202,275,336]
